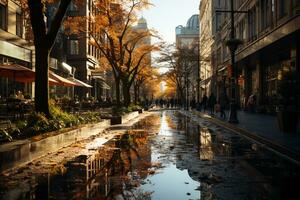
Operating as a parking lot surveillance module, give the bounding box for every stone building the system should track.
[0,0,33,98]
[48,0,105,100]
[211,0,300,113]
[199,0,214,97]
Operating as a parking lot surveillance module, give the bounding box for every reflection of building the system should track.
[0,0,33,98]
[199,128,214,161]
[212,0,300,112]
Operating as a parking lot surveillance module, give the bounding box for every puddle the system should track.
[140,164,200,200]
[0,111,299,200]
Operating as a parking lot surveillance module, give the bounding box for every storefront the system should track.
[236,29,300,114]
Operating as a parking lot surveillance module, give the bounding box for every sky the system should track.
[142,0,200,44]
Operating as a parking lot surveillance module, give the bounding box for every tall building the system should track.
[212,0,300,113]
[199,0,214,97]
[175,14,200,103]
[0,0,33,98]
[176,14,199,48]
[48,0,104,100]
[134,17,151,65]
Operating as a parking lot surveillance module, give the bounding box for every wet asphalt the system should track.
[1,110,300,200]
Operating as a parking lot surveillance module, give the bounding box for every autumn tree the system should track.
[159,43,198,105]
[88,0,160,106]
[133,65,160,104]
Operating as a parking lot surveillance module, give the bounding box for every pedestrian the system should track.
[201,94,208,112]
[208,93,217,114]
[219,93,228,119]
[247,94,256,113]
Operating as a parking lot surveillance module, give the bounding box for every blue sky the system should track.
[143,0,200,44]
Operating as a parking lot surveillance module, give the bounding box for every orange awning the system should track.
[0,64,77,87]
[0,64,35,83]
[49,71,77,87]
[67,77,93,88]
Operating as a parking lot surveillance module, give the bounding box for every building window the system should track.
[278,0,288,18]
[0,4,7,30]
[216,13,222,31]
[248,6,257,42]
[69,40,79,55]
[261,0,271,30]
[293,0,300,14]
[69,1,78,11]
[16,13,22,37]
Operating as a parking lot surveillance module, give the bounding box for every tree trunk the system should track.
[122,82,131,107]
[137,85,140,103]
[35,46,50,116]
[115,77,120,106]
[134,82,138,104]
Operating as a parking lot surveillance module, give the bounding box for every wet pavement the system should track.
[0,110,300,200]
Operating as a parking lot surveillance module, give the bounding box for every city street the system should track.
[1,110,299,200]
[0,0,300,199]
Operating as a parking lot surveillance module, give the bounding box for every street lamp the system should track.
[216,0,248,123]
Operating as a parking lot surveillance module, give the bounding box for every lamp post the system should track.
[216,0,248,123]
[197,40,201,110]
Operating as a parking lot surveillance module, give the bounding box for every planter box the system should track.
[134,109,143,114]
[110,111,139,125]
[0,120,110,172]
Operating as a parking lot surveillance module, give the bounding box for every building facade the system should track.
[0,0,33,98]
[48,0,105,100]
[211,0,300,113]
[199,0,214,97]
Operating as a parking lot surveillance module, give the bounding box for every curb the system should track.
[0,111,145,173]
[183,110,300,165]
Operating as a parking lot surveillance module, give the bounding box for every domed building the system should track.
[175,14,199,48]
[136,17,148,29]
[186,14,200,30]
[134,17,151,46]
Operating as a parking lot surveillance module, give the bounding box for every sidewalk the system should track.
[193,109,300,160]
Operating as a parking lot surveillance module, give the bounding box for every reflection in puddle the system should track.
[141,164,199,200]
[1,111,300,200]
[199,128,213,161]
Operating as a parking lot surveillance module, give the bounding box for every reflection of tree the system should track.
[103,132,152,199]
[105,133,140,176]
[134,114,161,133]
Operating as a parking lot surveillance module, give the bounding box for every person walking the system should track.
[208,93,217,115]
[201,94,208,112]
[219,93,228,119]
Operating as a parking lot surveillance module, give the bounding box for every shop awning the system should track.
[0,64,35,83]
[67,77,93,88]
[49,71,77,87]
[91,70,105,80]
[0,64,75,87]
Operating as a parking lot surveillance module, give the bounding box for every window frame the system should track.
[0,3,7,31]
[69,39,80,55]
[16,12,23,37]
